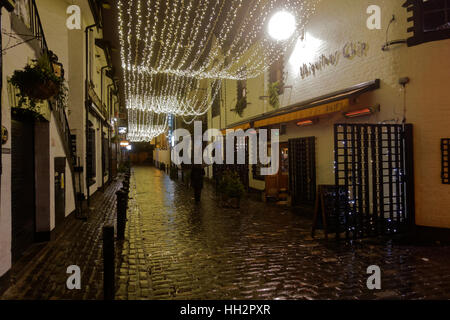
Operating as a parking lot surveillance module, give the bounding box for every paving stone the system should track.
[0,177,125,300]
[3,167,450,300]
[114,167,450,300]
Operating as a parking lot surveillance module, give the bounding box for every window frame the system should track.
[269,57,285,95]
[404,0,450,46]
[87,125,96,186]
[211,82,221,118]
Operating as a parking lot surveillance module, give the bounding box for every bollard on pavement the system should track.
[103,225,115,300]
[116,190,127,240]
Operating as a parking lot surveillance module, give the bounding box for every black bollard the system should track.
[103,225,115,300]
[116,190,127,240]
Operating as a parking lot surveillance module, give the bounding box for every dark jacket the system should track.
[191,167,205,189]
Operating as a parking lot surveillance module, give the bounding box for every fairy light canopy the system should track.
[127,109,169,142]
[118,0,319,80]
[117,0,320,141]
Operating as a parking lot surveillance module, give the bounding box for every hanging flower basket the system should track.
[22,78,60,100]
[9,53,64,106]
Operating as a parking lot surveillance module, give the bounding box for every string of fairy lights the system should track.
[118,0,319,142]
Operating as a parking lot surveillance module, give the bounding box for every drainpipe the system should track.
[100,66,109,191]
[85,23,97,210]
[107,84,114,180]
[114,100,119,169]
[100,66,110,110]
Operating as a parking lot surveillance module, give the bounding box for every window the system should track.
[269,57,285,94]
[87,125,96,186]
[237,79,247,101]
[442,138,449,184]
[403,0,450,46]
[102,133,109,177]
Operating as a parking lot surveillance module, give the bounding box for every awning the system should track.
[224,79,380,130]
[221,122,251,134]
[254,98,350,128]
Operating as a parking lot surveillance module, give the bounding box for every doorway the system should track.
[54,157,66,227]
[288,137,316,206]
[265,143,289,201]
[11,118,36,262]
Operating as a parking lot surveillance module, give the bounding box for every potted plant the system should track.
[269,81,281,109]
[233,96,247,117]
[219,171,245,208]
[9,53,66,111]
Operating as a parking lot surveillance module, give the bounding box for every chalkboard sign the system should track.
[311,185,348,240]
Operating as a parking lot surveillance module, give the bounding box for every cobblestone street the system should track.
[116,166,450,300]
[1,166,450,300]
[0,178,123,300]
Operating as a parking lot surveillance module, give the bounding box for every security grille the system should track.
[334,124,413,239]
[442,138,449,184]
[289,137,316,205]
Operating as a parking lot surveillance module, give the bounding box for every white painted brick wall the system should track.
[214,0,450,229]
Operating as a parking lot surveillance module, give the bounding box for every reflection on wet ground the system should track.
[115,166,450,300]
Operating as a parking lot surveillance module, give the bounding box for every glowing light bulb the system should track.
[268,11,296,41]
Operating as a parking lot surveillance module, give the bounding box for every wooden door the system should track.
[11,118,36,261]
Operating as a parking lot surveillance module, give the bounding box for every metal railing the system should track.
[29,0,78,205]
[29,0,75,164]
[29,0,48,52]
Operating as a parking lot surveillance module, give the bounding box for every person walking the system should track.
[190,165,205,203]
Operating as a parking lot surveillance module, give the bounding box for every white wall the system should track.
[0,7,38,277]
[279,0,450,228]
[210,0,450,228]
[50,113,76,228]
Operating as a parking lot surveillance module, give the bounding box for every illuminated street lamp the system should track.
[268,11,296,41]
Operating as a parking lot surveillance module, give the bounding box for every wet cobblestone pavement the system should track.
[1,166,450,300]
[0,178,123,300]
[116,166,450,300]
